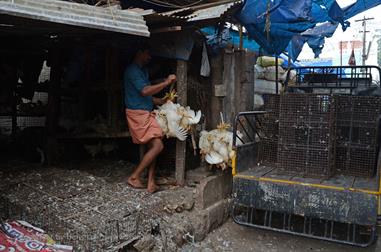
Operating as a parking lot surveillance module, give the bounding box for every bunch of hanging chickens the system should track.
[155,90,242,170]
[198,122,243,170]
[155,90,201,141]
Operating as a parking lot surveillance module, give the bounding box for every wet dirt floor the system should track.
[182,219,381,252]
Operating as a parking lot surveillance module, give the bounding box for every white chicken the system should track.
[155,91,201,141]
[199,122,243,170]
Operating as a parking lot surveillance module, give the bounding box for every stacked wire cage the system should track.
[277,94,337,177]
[256,94,280,164]
[335,96,381,177]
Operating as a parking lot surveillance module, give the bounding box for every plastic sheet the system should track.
[236,0,381,59]
[0,220,73,252]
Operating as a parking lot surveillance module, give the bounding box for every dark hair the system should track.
[134,42,151,56]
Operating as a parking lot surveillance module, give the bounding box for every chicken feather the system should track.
[155,100,201,141]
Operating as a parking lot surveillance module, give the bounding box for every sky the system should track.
[298,1,381,65]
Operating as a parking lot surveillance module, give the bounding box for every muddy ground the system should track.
[182,219,381,252]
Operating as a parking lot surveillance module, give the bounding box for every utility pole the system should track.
[339,41,343,66]
[355,16,374,66]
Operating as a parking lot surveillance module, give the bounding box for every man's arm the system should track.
[141,74,176,97]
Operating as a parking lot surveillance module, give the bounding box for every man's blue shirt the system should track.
[123,63,153,111]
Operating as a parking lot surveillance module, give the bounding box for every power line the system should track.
[355,16,374,65]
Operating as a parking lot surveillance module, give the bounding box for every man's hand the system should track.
[141,74,176,97]
[166,74,177,85]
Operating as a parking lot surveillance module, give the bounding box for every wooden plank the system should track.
[175,60,187,186]
[222,51,235,124]
[150,26,182,34]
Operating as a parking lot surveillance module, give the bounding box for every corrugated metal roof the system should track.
[145,0,242,24]
[0,0,150,37]
[187,1,241,22]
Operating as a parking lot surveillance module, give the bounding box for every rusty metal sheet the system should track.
[0,0,149,36]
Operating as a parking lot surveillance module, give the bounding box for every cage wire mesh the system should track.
[335,95,381,177]
[256,94,280,163]
[16,116,46,129]
[277,94,336,177]
[0,181,145,251]
[0,116,12,135]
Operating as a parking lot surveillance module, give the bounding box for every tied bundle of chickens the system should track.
[155,91,201,141]
[199,121,243,170]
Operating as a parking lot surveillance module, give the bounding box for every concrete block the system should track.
[191,199,231,242]
[195,171,232,210]
[204,199,231,233]
[186,166,213,184]
[190,210,210,242]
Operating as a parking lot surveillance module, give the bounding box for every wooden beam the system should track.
[46,48,61,165]
[175,60,187,186]
[150,26,182,34]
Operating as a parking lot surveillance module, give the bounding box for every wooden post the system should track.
[239,25,243,51]
[275,56,279,94]
[46,48,61,164]
[175,60,187,186]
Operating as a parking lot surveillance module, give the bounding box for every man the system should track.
[124,45,176,193]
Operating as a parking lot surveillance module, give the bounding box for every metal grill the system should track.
[256,94,280,163]
[336,146,377,177]
[257,139,278,163]
[277,94,336,177]
[336,96,381,124]
[284,66,378,93]
[232,204,377,247]
[16,116,46,129]
[335,95,381,177]
[278,144,335,176]
[156,139,176,171]
[0,116,12,135]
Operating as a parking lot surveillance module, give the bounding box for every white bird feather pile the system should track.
[199,122,243,170]
[155,101,201,141]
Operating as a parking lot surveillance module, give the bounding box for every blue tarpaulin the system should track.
[236,0,381,60]
[201,26,260,54]
[288,22,339,60]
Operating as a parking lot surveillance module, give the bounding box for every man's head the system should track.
[134,44,151,66]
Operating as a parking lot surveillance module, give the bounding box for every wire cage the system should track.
[277,94,337,177]
[0,116,12,136]
[156,138,177,174]
[256,94,280,163]
[16,116,46,130]
[335,95,381,177]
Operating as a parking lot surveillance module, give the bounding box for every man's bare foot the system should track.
[147,182,159,193]
[127,177,145,189]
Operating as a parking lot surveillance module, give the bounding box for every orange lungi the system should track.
[126,109,163,144]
